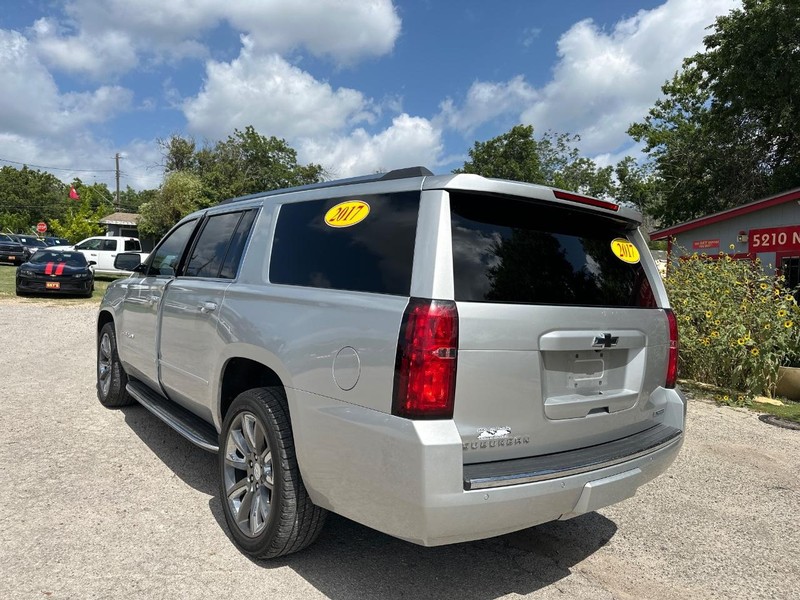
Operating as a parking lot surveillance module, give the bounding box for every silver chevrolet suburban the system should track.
[97,167,684,559]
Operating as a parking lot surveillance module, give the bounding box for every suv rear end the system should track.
[285,173,684,545]
[98,167,683,556]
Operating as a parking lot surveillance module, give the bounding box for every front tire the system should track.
[219,387,327,559]
[97,322,133,407]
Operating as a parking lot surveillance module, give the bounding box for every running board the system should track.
[463,423,682,490]
[126,380,219,452]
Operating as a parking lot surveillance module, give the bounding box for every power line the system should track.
[0,156,117,173]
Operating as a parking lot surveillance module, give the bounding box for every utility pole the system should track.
[115,152,121,210]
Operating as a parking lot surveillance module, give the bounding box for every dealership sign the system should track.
[692,239,719,250]
[748,225,800,253]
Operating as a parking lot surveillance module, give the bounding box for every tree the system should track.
[0,165,70,232]
[455,125,545,183]
[160,126,325,205]
[629,0,800,226]
[455,125,618,198]
[49,198,109,243]
[137,171,204,239]
[117,186,158,213]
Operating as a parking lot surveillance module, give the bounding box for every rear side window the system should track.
[124,239,141,251]
[450,192,653,307]
[185,212,242,278]
[220,210,257,279]
[185,210,257,279]
[270,192,419,296]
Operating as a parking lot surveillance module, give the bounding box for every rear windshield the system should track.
[450,192,654,307]
[30,251,88,267]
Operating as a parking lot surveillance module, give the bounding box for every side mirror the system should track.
[114,252,144,272]
[88,260,97,266]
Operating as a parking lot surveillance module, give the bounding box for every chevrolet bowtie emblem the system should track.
[593,333,619,348]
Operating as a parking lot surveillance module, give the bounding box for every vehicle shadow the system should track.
[120,404,217,496]
[121,404,617,599]
[263,511,617,600]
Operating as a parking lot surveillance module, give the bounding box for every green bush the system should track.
[665,249,800,403]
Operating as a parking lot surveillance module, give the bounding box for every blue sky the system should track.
[0,0,739,192]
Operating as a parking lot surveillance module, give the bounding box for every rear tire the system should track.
[219,387,327,559]
[97,322,133,407]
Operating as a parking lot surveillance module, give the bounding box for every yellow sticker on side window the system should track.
[325,200,370,228]
[610,238,640,264]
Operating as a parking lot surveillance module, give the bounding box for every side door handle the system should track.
[199,301,218,314]
[147,295,160,306]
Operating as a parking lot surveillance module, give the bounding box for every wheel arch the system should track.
[97,309,114,335]
[219,357,286,424]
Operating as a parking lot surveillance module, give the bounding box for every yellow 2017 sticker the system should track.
[610,238,640,264]
[325,200,370,228]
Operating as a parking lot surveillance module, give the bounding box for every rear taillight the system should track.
[665,308,679,388]
[392,298,458,419]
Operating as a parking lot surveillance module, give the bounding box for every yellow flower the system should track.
[711,331,720,338]
[785,320,794,329]
[750,348,759,356]
[705,311,712,318]
[764,323,771,330]
[760,283,769,290]
[729,244,735,250]
[723,394,730,401]
[778,309,787,317]
[737,338,745,345]
[714,319,721,325]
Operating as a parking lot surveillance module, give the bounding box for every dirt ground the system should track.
[0,299,798,600]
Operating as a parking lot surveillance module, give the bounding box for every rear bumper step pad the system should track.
[463,423,682,490]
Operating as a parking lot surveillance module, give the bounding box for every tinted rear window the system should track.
[270,192,419,296]
[450,192,653,307]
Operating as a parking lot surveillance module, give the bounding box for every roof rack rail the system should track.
[220,166,434,205]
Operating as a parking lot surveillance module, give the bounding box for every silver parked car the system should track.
[98,167,684,559]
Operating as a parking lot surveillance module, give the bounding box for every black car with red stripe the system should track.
[16,250,95,297]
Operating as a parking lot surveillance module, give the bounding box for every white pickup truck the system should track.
[53,236,149,276]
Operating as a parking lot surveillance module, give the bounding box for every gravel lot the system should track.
[1,298,798,600]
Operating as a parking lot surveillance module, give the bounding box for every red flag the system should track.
[69,186,80,200]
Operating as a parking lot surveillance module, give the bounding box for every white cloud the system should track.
[520,0,741,155]
[32,18,139,78]
[438,76,538,134]
[184,39,370,141]
[0,28,135,189]
[225,0,401,64]
[0,29,132,136]
[31,0,400,78]
[299,114,443,177]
